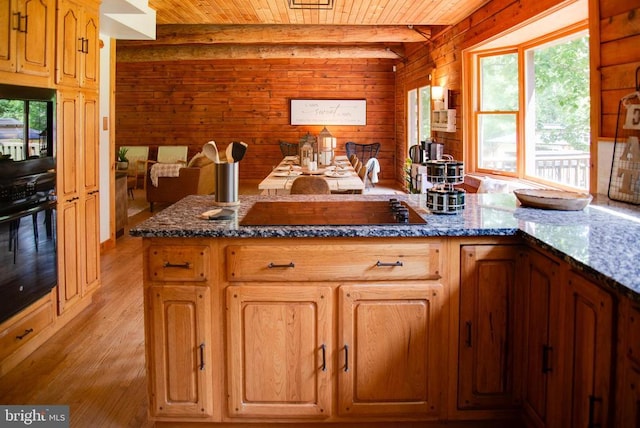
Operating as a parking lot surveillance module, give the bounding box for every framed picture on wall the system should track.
[290,99,366,125]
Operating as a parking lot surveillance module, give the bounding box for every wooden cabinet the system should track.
[338,283,444,417]
[56,0,99,89]
[0,0,54,84]
[616,297,640,427]
[457,245,522,411]
[147,285,214,419]
[562,270,613,428]
[224,239,446,422]
[57,198,81,313]
[522,249,614,428]
[226,285,332,419]
[521,249,562,428]
[56,88,100,312]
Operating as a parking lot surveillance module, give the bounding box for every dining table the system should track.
[258,155,365,195]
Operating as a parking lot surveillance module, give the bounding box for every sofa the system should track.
[146,155,215,211]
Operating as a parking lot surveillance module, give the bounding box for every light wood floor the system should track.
[0,180,405,427]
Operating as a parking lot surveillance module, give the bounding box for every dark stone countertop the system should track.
[130,193,640,301]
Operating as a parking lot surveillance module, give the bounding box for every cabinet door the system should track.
[82,92,99,192]
[81,191,100,294]
[618,365,640,428]
[57,199,81,314]
[79,5,98,89]
[458,245,521,410]
[56,0,80,87]
[57,90,80,201]
[226,285,332,419]
[148,286,214,419]
[17,0,53,77]
[338,283,443,417]
[563,271,613,428]
[521,249,562,428]
[0,1,16,72]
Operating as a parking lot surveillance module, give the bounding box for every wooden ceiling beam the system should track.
[116,43,406,61]
[118,24,431,47]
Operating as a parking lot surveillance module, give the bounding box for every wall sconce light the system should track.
[318,126,336,166]
[432,86,445,110]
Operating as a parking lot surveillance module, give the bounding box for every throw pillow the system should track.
[188,152,213,168]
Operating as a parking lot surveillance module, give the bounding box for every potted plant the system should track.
[117,147,129,170]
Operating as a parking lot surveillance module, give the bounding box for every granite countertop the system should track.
[130,193,640,301]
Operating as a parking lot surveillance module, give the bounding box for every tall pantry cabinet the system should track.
[0,0,101,375]
[56,0,101,314]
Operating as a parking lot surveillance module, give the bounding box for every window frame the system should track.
[464,21,590,190]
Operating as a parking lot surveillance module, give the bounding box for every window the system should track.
[467,16,590,190]
[0,85,55,162]
[407,85,432,150]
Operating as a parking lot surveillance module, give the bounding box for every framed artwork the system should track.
[290,99,366,125]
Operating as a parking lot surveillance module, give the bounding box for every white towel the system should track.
[365,158,380,184]
[150,163,182,187]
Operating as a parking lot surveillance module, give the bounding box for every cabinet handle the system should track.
[199,343,205,370]
[82,38,89,54]
[320,344,327,372]
[344,344,349,372]
[163,262,191,269]
[16,328,33,340]
[78,37,85,53]
[267,262,295,269]
[465,321,472,347]
[588,395,602,428]
[542,345,553,373]
[375,260,403,267]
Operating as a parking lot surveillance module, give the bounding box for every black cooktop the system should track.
[240,199,427,226]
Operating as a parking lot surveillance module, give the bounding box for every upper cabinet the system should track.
[56,0,99,89]
[0,0,55,85]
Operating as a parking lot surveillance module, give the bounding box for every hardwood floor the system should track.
[0,216,153,428]
[0,181,405,428]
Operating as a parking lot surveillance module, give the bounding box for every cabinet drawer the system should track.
[0,295,54,361]
[227,242,441,282]
[148,245,210,282]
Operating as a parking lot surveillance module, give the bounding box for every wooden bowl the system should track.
[513,189,592,210]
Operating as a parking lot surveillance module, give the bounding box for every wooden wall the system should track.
[401,0,640,176]
[115,58,396,181]
[597,2,640,138]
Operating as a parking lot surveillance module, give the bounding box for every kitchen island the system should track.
[131,193,640,427]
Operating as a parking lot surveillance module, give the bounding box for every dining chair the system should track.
[279,141,299,157]
[345,142,381,165]
[349,154,358,166]
[290,176,331,194]
[353,159,362,175]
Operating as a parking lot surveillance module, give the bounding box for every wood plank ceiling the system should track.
[119,0,490,60]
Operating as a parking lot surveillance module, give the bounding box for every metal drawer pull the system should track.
[267,262,295,269]
[375,261,403,267]
[465,321,472,347]
[344,344,349,372]
[16,328,33,340]
[199,343,205,370]
[588,395,602,428]
[320,344,327,372]
[163,262,191,269]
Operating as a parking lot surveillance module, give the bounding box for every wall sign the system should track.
[290,99,366,125]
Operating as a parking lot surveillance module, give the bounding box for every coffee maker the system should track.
[409,140,429,164]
